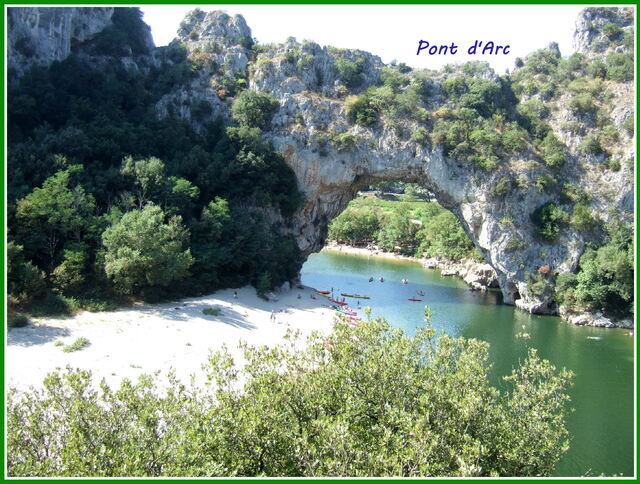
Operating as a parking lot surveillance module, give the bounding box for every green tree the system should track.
[531,203,569,241]
[102,204,194,295]
[231,90,279,129]
[7,241,46,301]
[15,164,96,271]
[8,316,573,477]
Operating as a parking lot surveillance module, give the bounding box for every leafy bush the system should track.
[489,177,511,198]
[538,133,567,168]
[570,204,596,232]
[531,203,569,241]
[345,94,378,126]
[335,55,365,88]
[555,219,632,318]
[330,132,358,152]
[568,93,598,118]
[411,127,429,146]
[605,52,633,82]
[102,205,194,295]
[231,90,279,129]
[61,337,90,353]
[7,317,574,477]
[202,308,222,316]
[602,23,623,41]
[8,315,29,328]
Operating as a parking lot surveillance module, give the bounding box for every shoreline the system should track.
[323,242,634,330]
[7,285,336,392]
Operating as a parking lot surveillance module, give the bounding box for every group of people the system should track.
[368,277,384,282]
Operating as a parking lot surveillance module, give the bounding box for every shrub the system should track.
[330,132,358,152]
[622,116,633,136]
[489,177,511,198]
[345,95,378,126]
[539,133,567,168]
[531,202,569,241]
[579,133,604,156]
[202,308,222,316]
[61,337,90,353]
[605,158,621,171]
[411,127,429,146]
[231,90,279,129]
[8,315,29,328]
[569,93,598,118]
[570,204,596,232]
[606,52,633,82]
[602,23,623,41]
[7,317,574,477]
[335,55,365,88]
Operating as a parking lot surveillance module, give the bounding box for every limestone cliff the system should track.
[7,7,114,82]
[7,7,635,321]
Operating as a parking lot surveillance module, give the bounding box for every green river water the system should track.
[300,250,635,477]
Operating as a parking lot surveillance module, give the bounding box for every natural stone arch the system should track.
[270,133,568,311]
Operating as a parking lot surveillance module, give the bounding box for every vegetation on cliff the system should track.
[7,8,302,313]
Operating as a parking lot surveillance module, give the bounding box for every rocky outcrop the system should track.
[559,306,633,329]
[7,7,114,82]
[574,7,634,55]
[424,258,499,291]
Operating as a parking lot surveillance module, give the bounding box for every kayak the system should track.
[330,299,348,305]
[340,293,371,299]
[408,298,423,301]
[338,309,358,316]
[316,290,330,294]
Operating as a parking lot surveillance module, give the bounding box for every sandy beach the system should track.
[323,243,418,262]
[6,285,337,392]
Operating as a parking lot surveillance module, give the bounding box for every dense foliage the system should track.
[8,316,574,477]
[328,193,476,261]
[555,219,633,319]
[7,8,302,312]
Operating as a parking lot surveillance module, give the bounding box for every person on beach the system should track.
[270,311,276,322]
[233,291,238,299]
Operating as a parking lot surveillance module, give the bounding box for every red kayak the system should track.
[316,290,330,294]
[408,298,423,301]
[330,299,348,305]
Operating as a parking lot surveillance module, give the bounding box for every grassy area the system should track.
[348,192,431,215]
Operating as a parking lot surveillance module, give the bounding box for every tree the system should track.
[231,90,279,129]
[7,316,573,477]
[102,204,194,295]
[14,164,95,271]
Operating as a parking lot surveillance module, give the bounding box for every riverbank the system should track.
[6,285,336,392]
[324,243,497,291]
[324,243,633,330]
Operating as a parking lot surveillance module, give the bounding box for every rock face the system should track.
[7,7,115,82]
[574,7,634,55]
[7,7,635,320]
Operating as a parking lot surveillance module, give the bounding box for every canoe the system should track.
[338,309,358,316]
[316,290,330,294]
[340,293,371,299]
[408,298,423,301]
[330,299,348,305]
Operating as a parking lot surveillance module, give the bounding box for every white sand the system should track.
[6,286,337,392]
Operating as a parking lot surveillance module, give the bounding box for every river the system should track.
[300,250,635,477]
